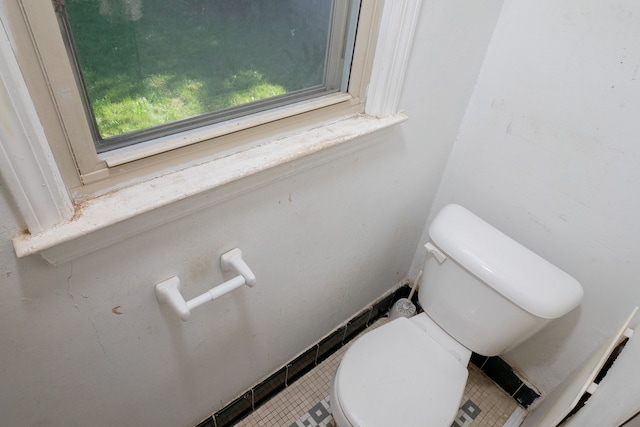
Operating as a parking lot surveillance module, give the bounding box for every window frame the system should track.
[13,0,379,197]
[1,0,422,264]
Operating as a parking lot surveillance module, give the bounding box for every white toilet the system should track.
[330,204,583,427]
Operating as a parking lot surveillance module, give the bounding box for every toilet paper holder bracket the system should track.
[155,248,256,321]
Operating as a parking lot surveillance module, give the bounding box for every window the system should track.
[59,0,358,152]
[8,0,379,196]
[3,0,420,263]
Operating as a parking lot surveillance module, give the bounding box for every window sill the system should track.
[13,113,407,265]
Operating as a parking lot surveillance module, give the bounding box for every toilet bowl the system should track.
[330,204,583,427]
[330,315,470,427]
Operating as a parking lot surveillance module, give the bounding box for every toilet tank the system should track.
[418,204,583,356]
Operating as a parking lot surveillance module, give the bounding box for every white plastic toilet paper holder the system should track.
[155,248,256,321]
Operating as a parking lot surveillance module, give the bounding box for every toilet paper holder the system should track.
[155,248,256,321]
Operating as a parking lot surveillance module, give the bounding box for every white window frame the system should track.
[20,0,377,194]
[0,0,421,265]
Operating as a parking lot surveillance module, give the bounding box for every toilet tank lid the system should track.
[428,204,583,319]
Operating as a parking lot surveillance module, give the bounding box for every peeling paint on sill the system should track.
[12,113,407,265]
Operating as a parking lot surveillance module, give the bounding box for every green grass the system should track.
[65,0,328,139]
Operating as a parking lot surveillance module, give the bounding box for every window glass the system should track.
[59,0,355,152]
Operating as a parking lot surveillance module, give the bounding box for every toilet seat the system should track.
[332,317,469,427]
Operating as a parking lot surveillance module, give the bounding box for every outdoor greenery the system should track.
[64,0,329,139]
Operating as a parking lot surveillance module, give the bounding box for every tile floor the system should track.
[236,318,523,427]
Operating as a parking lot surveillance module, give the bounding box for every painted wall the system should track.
[416,0,640,396]
[0,1,503,426]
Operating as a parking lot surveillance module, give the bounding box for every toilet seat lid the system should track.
[334,317,468,427]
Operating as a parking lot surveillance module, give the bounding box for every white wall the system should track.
[419,0,640,395]
[0,1,503,426]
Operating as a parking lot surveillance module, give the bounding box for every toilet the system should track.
[330,204,583,427]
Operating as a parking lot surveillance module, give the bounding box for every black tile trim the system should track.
[316,325,346,364]
[343,308,372,345]
[207,285,402,427]
[213,391,252,426]
[513,383,541,407]
[471,354,540,408]
[286,345,318,385]
[368,292,395,324]
[253,367,287,409]
[481,357,523,396]
[469,353,488,369]
[196,416,215,427]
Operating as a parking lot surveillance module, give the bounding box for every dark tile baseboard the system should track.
[197,284,407,427]
[197,283,537,427]
[470,354,540,408]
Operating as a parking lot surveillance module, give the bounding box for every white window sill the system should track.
[12,113,407,265]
